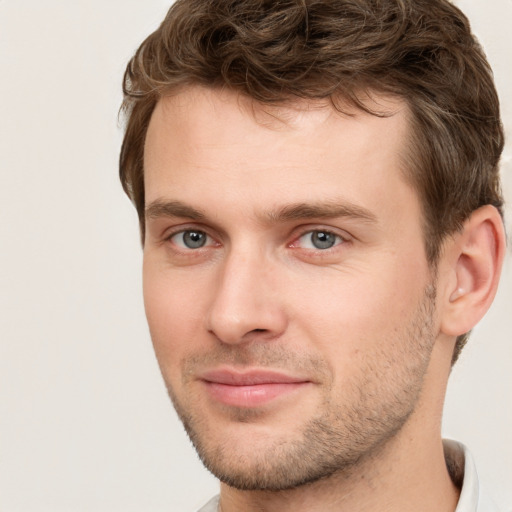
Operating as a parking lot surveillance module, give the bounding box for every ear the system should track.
[440,205,506,337]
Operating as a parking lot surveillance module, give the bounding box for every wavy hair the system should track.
[119,0,504,362]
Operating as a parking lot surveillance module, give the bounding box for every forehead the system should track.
[143,86,416,226]
[147,86,408,145]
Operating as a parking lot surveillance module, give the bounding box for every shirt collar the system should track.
[444,439,499,512]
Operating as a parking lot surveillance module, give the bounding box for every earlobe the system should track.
[440,205,506,337]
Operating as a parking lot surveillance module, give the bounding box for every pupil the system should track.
[183,231,206,248]
[312,231,335,249]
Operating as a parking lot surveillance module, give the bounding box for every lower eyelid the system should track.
[295,231,345,250]
[166,229,223,251]
[175,231,205,246]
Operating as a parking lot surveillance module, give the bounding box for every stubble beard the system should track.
[165,284,437,492]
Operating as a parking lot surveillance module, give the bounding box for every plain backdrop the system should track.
[0,1,511,511]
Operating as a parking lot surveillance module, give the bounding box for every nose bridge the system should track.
[206,243,286,344]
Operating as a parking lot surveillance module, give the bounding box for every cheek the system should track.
[142,262,208,368]
[292,260,429,358]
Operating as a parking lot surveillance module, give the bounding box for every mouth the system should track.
[199,369,312,408]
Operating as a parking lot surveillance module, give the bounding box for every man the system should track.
[119,1,506,511]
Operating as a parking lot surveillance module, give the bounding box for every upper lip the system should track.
[199,369,310,386]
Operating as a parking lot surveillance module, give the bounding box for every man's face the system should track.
[143,87,438,490]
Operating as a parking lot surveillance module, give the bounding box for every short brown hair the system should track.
[119,0,504,362]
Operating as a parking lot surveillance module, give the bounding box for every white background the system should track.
[0,1,510,511]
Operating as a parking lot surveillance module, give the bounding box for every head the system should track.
[120,0,504,364]
[119,0,506,493]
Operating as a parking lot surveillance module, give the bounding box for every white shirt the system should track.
[197,440,499,512]
[446,440,500,512]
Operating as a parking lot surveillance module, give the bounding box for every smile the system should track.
[199,369,311,408]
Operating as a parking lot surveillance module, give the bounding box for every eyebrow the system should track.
[145,200,206,221]
[264,202,378,224]
[145,199,377,225]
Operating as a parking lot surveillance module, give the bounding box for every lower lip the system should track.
[203,381,308,407]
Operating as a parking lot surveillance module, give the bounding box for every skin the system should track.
[142,86,504,512]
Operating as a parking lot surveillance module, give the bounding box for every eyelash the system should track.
[165,228,217,250]
[290,230,346,251]
[164,226,348,253]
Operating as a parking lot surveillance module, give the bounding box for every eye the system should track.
[170,230,211,249]
[296,230,344,250]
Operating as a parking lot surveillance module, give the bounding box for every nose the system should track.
[205,249,288,345]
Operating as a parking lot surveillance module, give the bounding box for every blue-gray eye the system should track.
[174,230,208,249]
[298,230,342,250]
